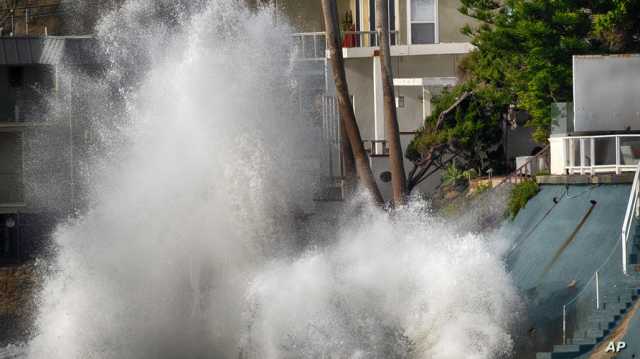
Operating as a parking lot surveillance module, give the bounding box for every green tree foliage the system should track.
[591,0,640,52]
[407,0,640,186]
[461,0,640,142]
[406,83,509,174]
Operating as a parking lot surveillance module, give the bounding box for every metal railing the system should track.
[494,146,550,188]
[557,134,640,175]
[292,30,401,60]
[342,30,400,48]
[561,239,621,345]
[292,32,326,60]
[621,161,640,275]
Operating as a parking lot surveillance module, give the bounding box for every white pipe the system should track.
[562,305,567,345]
[595,271,600,310]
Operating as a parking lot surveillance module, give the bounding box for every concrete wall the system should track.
[344,58,376,140]
[345,53,461,138]
[394,53,461,78]
[437,0,474,42]
[395,85,422,132]
[370,134,443,201]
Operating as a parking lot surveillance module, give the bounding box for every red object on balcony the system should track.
[342,25,357,48]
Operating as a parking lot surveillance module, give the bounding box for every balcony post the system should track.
[590,137,595,174]
[616,136,621,174]
[569,138,575,174]
[580,138,586,175]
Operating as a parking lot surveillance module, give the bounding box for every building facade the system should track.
[287,0,478,199]
[0,36,96,264]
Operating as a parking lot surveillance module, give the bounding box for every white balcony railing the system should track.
[556,134,640,175]
[292,30,400,60]
[292,32,326,60]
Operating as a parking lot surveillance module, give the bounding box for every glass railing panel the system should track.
[619,136,640,166]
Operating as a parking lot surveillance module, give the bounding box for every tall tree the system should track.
[376,0,406,206]
[320,0,384,205]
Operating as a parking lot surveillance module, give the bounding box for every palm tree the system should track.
[376,0,406,206]
[320,0,384,205]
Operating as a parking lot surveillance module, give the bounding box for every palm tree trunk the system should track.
[321,0,384,205]
[340,118,357,198]
[376,0,407,206]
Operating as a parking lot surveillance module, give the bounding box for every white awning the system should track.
[393,77,458,87]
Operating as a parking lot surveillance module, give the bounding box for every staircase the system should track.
[536,286,640,358]
[536,174,640,359]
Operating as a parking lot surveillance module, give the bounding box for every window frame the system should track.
[407,0,439,45]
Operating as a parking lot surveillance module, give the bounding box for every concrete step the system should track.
[553,342,595,353]
[585,328,609,341]
[536,352,578,359]
[569,338,597,346]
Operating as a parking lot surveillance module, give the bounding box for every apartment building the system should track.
[286,0,480,199]
[0,35,97,264]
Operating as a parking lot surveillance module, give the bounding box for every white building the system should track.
[549,55,640,176]
[287,0,481,199]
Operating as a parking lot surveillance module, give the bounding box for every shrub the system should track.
[442,163,466,186]
[475,181,492,195]
[508,180,539,219]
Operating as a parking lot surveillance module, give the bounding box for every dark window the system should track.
[8,67,24,88]
[411,23,435,44]
[380,171,392,183]
[0,215,19,261]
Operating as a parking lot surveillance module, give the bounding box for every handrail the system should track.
[561,237,622,344]
[494,145,550,188]
[621,161,640,275]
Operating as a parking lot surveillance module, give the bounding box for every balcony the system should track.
[550,134,640,175]
[292,31,473,60]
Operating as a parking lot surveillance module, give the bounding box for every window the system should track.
[8,67,24,88]
[0,215,19,261]
[410,0,437,44]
